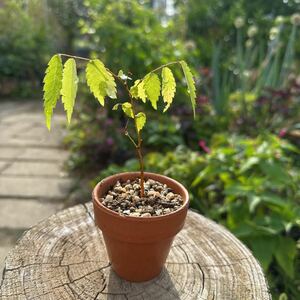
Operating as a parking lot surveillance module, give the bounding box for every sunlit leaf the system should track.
[137,80,147,103]
[43,54,63,130]
[112,102,134,118]
[180,60,196,117]
[143,73,160,109]
[122,102,134,118]
[135,112,146,132]
[130,79,147,103]
[86,59,116,106]
[61,58,78,124]
[129,80,140,98]
[161,67,176,112]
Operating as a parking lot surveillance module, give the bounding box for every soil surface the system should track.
[100,179,183,217]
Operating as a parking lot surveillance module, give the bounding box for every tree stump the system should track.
[0,203,271,300]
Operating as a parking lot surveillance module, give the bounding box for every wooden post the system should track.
[0,203,271,299]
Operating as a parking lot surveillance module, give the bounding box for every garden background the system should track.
[0,0,300,299]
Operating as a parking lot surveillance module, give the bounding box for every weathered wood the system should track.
[0,203,271,300]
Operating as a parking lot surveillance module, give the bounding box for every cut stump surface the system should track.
[0,203,271,300]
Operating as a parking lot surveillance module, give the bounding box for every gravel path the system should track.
[0,100,72,273]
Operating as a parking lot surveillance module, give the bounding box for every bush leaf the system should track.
[180,60,196,117]
[43,54,63,130]
[275,236,296,278]
[135,112,146,132]
[162,67,176,112]
[86,59,116,106]
[143,73,161,109]
[249,236,276,271]
[61,58,78,124]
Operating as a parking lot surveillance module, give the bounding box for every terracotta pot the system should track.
[92,172,189,282]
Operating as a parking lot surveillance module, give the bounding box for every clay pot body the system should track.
[92,172,189,282]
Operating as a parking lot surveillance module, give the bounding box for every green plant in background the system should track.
[43,53,196,196]
[95,134,300,299]
[207,13,300,118]
[192,134,300,299]
[0,0,49,96]
[78,0,186,78]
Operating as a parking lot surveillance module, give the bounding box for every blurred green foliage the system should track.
[204,17,300,119]
[0,0,83,97]
[95,134,300,299]
[176,0,300,64]
[0,0,50,95]
[79,0,186,77]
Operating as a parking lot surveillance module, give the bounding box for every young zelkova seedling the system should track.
[43,53,196,197]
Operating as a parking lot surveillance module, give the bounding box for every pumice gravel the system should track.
[100,178,184,217]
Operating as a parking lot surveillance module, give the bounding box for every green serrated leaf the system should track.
[122,102,134,118]
[135,112,146,132]
[61,58,78,124]
[143,73,161,109]
[129,79,141,98]
[161,67,176,112]
[137,80,147,103]
[130,80,140,98]
[180,60,196,117]
[43,54,63,130]
[130,79,146,103]
[86,59,116,106]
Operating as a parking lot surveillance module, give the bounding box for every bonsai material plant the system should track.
[43,53,196,281]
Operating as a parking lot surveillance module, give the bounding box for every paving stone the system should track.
[0,122,32,139]
[2,136,63,147]
[0,177,72,199]
[0,147,23,160]
[18,148,68,161]
[0,199,63,228]
[1,113,65,125]
[0,162,9,173]
[2,162,67,177]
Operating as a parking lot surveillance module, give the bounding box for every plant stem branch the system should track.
[124,120,138,148]
[58,53,91,62]
[148,61,181,74]
[123,82,145,197]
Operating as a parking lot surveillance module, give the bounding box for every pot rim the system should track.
[92,171,189,222]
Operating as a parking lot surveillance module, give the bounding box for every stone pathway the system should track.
[0,100,72,273]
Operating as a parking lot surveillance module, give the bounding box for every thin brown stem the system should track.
[136,133,145,197]
[123,82,145,197]
[58,53,90,62]
[147,61,181,75]
[124,130,138,148]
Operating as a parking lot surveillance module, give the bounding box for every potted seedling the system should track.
[43,53,196,282]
